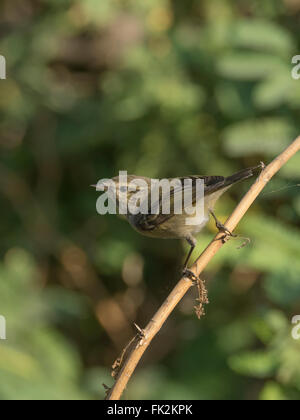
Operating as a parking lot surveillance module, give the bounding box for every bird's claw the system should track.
[182,268,199,285]
[209,209,236,239]
[216,221,237,238]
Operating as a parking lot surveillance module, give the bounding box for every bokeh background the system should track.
[0,0,300,400]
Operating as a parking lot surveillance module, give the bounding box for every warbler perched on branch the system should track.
[93,164,263,277]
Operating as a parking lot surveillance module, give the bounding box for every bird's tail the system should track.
[223,163,264,188]
[204,163,264,196]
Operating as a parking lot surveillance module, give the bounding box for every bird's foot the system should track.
[213,217,251,248]
[209,209,237,243]
[216,221,236,237]
[182,268,199,285]
[217,225,251,248]
[216,221,237,243]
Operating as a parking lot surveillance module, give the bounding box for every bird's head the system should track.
[93,175,151,213]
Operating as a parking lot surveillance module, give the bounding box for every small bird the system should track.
[93,164,263,277]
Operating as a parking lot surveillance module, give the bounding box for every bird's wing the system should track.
[133,165,262,231]
[133,176,224,231]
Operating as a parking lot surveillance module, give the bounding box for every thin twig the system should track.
[105,136,300,400]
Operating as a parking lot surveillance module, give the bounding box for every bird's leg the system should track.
[209,209,237,239]
[182,236,197,282]
[183,244,195,272]
[181,237,209,319]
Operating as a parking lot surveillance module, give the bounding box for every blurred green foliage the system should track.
[0,0,300,400]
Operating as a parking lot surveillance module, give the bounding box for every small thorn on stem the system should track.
[103,383,111,398]
[260,161,266,169]
[133,322,145,339]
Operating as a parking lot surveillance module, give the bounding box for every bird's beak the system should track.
[91,182,108,192]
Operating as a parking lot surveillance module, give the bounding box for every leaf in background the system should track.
[254,73,294,110]
[230,20,295,55]
[217,53,286,81]
[287,80,300,108]
[1,0,300,401]
[215,81,254,119]
[264,270,300,306]
[79,0,116,26]
[0,249,89,400]
[223,118,296,157]
[280,153,300,178]
[260,381,287,400]
[228,350,278,378]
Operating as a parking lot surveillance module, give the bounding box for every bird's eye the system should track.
[120,186,127,193]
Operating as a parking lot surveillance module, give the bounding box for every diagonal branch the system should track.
[106,135,300,400]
